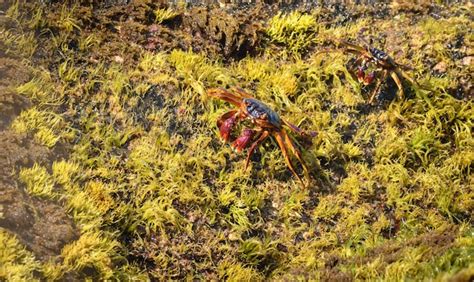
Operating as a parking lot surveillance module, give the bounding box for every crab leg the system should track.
[315,46,364,58]
[281,129,310,183]
[244,130,270,171]
[274,131,305,186]
[368,69,388,104]
[396,69,418,86]
[208,88,244,107]
[282,119,317,138]
[390,72,405,101]
[351,56,365,71]
[231,87,253,99]
[339,40,369,55]
[314,40,363,57]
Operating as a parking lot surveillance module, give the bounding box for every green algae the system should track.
[153,7,180,24]
[18,163,56,198]
[267,11,318,54]
[11,107,72,147]
[0,229,40,281]
[1,1,473,281]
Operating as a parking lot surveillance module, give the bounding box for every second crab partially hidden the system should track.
[208,88,315,186]
[320,39,419,104]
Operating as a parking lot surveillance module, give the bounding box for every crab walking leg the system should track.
[397,69,418,86]
[314,46,364,58]
[314,48,338,57]
[339,40,369,53]
[281,129,310,183]
[231,87,253,99]
[282,119,317,138]
[354,56,365,66]
[368,69,388,104]
[208,88,244,107]
[283,120,303,135]
[244,130,270,171]
[390,72,405,101]
[274,131,305,186]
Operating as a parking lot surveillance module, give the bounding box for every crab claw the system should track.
[364,71,376,85]
[232,129,255,153]
[218,113,238,142]
[357,66,376,85]
[357,66,366,83]
[219,116,236,142]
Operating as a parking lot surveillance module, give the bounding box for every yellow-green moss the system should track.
[0,229,40,281]
[11,107,72,147]
[43,232,121,280]
[4,1,473,281]
[266,11,317,54]
[19,163,56,198]
[154,8,180,24]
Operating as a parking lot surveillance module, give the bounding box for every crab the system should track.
[320,39,418,104]
[208,87,315,186]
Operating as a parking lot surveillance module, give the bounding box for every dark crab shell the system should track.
[369,47,396,66]
[369,47,388,61]
[243,98,282,128]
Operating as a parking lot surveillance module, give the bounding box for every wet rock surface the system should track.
[1,0,473,280]
[147,6,266,60]
[0,54,79,261]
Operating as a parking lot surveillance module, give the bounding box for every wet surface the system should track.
[0,58,31,130]
[0,52,79,261]
[1,0,473,280]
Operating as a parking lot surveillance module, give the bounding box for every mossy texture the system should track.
[0,229,40,281]
[1,1,473,280]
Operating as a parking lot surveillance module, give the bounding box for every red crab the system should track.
[320,39,418,103]
[208,87,316,186]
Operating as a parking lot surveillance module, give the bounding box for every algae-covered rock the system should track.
[1,0,473,280]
